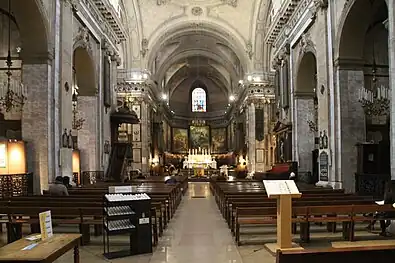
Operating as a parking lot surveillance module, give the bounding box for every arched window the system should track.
[191,87,206,112]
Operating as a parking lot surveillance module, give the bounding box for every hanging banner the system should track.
[0,143,6,168]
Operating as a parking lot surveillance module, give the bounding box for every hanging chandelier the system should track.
[358,73,390,116]
[0,0,26,113]
[358,1,390,116]
[191,119,205,126]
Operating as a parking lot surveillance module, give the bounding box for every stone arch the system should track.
[73,47,96,96]
[296,52,317,95]
[335,0,388,61]
[334,0,389,191]
[4,0,50,61]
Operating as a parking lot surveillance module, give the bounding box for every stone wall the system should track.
[78,96,99,171]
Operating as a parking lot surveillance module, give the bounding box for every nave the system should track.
[45,183,272,263]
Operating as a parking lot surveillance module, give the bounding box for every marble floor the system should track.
[51,182,274,262]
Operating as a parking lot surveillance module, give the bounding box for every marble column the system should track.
[388,1,395,180]
[294,96,315,173]
[336,69,365,192]
[22,62,54,193]
[247,103,256,173]
[59,0,74,181]
[78,96,98,171]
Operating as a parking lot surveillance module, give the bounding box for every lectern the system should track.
[263,180,302,250]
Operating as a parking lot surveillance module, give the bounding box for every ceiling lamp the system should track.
[358,3,390,116]
[0,0,26,113]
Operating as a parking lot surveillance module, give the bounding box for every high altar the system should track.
[183,148,217,169]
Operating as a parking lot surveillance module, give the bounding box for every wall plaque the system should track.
[319,151,329,181]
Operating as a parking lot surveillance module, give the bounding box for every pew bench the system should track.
[276,245,395,263]
[235,204,395,246]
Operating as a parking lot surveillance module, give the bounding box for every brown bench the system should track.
[0,198,164,246]
[234,204,395,245]
[276,245,395,263]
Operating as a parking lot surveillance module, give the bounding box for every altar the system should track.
[183,148,217,170]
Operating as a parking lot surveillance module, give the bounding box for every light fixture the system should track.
[161,93,167,100]
[0,0,27,113]
[238,80,244,85]
[191,119,205,126]
[229,95,235,102]
[358,2,390,116]
[247,75,252,81]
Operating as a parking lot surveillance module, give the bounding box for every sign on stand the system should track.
[39,210,53,240]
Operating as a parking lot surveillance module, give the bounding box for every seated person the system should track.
[367,183,395,236]
[165,176,178,184]
[136,172,146,179]
[49,176,69,196]
[62,176,72,189]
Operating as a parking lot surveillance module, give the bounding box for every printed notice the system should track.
[39,210,53,240]
[263,180,300,197]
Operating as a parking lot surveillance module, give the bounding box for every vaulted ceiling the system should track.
[123,0,273,115]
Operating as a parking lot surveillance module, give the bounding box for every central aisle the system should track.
[149,182,243,263]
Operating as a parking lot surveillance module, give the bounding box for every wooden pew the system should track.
[234,204,395,246]
[276,245,395,263]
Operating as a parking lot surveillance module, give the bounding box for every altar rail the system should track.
[0,173,33,197]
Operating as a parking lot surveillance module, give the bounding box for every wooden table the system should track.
[0,234,81,263]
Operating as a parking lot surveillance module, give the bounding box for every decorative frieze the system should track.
[246,41,253,60]
[74,26,93,53]
[79,0,124,46]
[141,39,149,58]
[157,0,170,6]
[92,0,127,41]
[299,32,315,55]
[221,0,238,7]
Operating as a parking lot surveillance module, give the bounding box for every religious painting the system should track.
[211,128,227,153]
[172,128,188,153]
[189,126,210,149]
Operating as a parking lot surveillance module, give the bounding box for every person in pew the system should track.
[216,173,227,181]
[366,183,395,236]
[62,176,72,189]
[49,176,69,196]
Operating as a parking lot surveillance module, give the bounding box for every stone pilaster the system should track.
[336,69,365,192]
[247,103,256,173]
[60,0,74,180]
[22,63,53,193]
[389,2,395,180]
[141,101,150,173]
[78,96,98,171]
[294,96,315,173]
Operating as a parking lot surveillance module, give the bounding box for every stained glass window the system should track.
[192,87,206,112]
